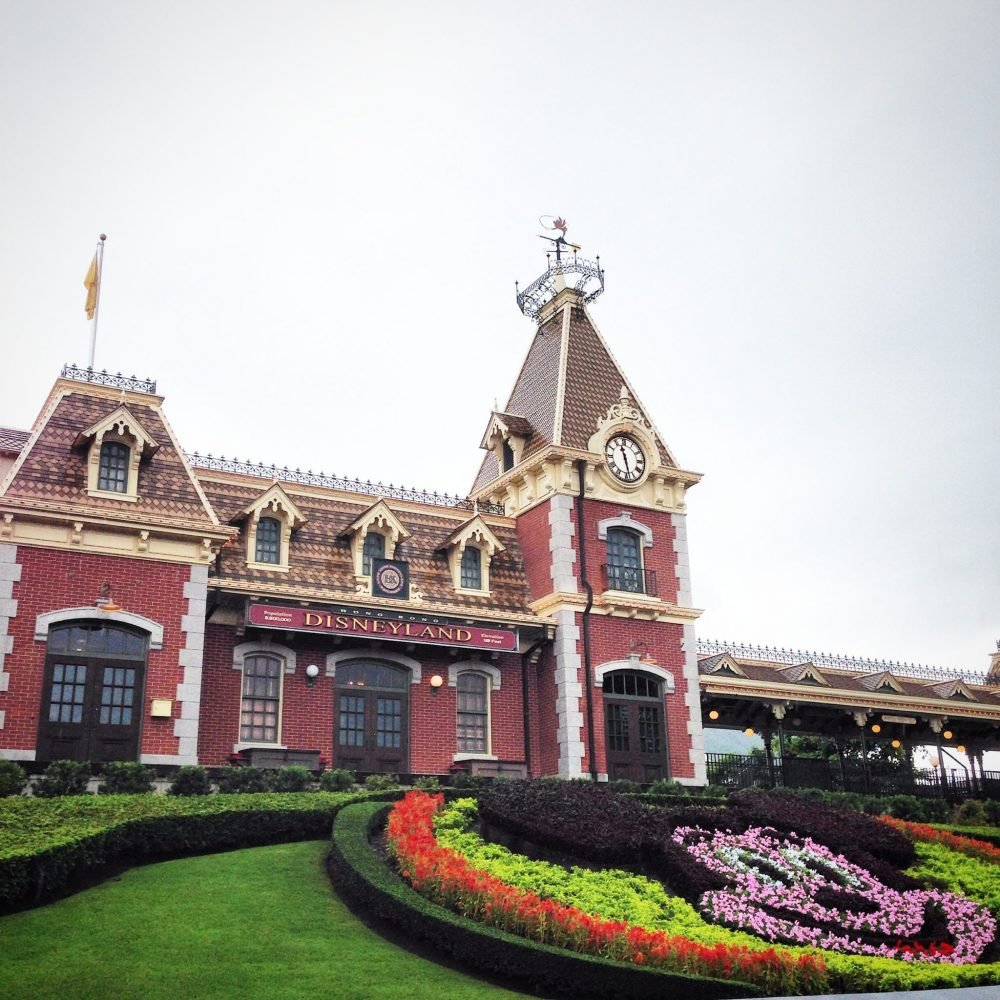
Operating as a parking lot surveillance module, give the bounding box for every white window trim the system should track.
[34,607,164,649]
[242,485,304,573]
[594,657,675,693]
[325,648,421,683]
[597,512,654,547]
[232,640,295,749]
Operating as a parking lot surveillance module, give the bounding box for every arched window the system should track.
[605,527,643,593]
[457,672,490,752]
[502,439,515,472]
[98,441,130,493]
[240,653,283,743]
[460,546,482,590]
[254,517,281,564]
[362,532,385,575]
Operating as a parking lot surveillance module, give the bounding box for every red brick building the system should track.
[0,256,708,781]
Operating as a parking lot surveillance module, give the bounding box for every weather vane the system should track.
[515,215,605,321]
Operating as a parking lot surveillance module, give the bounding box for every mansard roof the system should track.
[0,380,222,533]
[199,475,535,619]
[471,291,678,493]
[0,428,29,455]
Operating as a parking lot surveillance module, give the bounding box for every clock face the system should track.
[605,433,646,484]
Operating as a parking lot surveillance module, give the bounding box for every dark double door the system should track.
[603,670,668,782]
[36,624,147,763]
[335,659,408,774]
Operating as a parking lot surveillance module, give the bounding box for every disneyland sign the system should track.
[246,602,518,652]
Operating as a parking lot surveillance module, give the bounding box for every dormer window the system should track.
[254,516,281,564]
[340,500,411,582]
[460,546,482,590]
[98,441,129,493]
[438,514,504,595]
[232,483,306,573]
[502,439,515,472]
[480,411,532,477]
[74,404,159,503]
[362,531,386,575]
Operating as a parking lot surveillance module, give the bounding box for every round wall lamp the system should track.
[708,710,719,720]
[743,727,755,737]
[943,730,953,740]
[871,724,881,734]
[430,674,444,696]
[957,745,967,754]
[891,739,901,749]
[305,664,320,688]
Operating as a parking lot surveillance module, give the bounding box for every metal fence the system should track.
[705,752,1000,801]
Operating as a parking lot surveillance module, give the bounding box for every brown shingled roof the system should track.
[0,428,29,454]
[201,477,534,619]
[2,390,221,532]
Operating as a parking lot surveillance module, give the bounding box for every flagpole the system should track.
[88,233,106,369]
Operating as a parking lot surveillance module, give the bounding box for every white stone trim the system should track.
[548,494,578,594]
[553,609,584,778]
[0,748,36,761]
[681,622,707,784]
[324,648,422,683]
[597,512,653,547]
[447,660,501,689]
[593,658,675,693]
[0,543,20,698]
[671,512,693,607]
[141,753,202,766]
[34,606,165,649]
[233,638,297,674]
[172,564,208,763]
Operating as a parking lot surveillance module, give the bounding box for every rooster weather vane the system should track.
[516,215,605,321]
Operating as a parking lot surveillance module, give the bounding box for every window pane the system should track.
[460,547,482,589]
[457,673,488,753]
[606,529,643,593]
[240,655,281,742]
[98,441,130,492]
[606,703,630,752]
[362,533,385,575]
[255,517,281,564]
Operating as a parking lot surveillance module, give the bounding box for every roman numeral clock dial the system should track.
[605,433,646,484]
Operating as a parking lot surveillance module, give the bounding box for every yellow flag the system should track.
[84,253,98,319]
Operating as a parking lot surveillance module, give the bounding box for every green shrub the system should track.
[216,766,269,793]
[953,799,990,827]
[266,766,313,792]
[168,765,212,796]
[363,773,399,791]
[447,770,485,789]
[647,777,685,795]
[0,760,27,798]
[319,768,355,792]
[610,778,641,793]
[413,775,441,792]
[33,760,91,798]
[98,761,155,795]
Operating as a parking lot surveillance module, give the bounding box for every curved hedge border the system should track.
[0,790,401,912]
[327,800,756,1000]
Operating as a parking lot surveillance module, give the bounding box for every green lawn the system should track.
[0,840,533,1000]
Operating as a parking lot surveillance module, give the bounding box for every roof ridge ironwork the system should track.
[696,637,988,685]
[186,452,505,515]
[61,364,157,394]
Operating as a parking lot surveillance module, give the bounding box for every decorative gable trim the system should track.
[698,653,747,678]
[925,679,978,702]
[73,404,159,502]
[234,483,306,573]
[340,500,411,578]
[859,670,906,694]
[779,661,830,687]
[480,411,533,474]
[437,514,505,594]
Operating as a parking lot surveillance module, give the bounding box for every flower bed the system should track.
[386,790,827,996]
[882,815,1000,864]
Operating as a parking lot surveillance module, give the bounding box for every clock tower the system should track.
[471,229,705,782]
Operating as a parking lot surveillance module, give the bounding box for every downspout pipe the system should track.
[520,636,549,778]
[576,459,599,781]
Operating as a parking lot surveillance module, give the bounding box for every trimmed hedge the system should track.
[0,790,401,912]
[328,800,756,1000]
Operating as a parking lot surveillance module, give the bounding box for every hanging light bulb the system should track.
[891,739,901,749]
[708,710,719,720]
[871,724,881,734]
[943,730,953,740]
[743,727,755,737]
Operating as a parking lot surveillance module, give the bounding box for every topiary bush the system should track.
[319,768,355,792]
[168,765,212,796]
[266,765,313,792]
[98,761,155,794]
[0,759,27,798]
[953,799,991,827]
[33,760,91,798]
[216,766,269,793]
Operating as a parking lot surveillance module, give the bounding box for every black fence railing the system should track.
[705,752,1000,801]
[602,564,657,597]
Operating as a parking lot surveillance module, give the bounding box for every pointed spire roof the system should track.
[472,287,677,493]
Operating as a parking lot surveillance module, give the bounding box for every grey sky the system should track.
[1,1,997,673]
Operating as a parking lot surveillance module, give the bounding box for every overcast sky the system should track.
[1,2,997,676]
